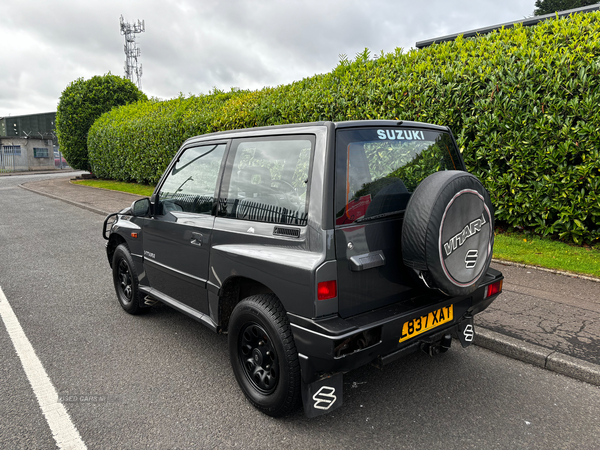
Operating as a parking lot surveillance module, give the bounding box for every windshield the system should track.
[335,127,462,225]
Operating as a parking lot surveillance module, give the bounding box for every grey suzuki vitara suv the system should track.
[103,120,504,417]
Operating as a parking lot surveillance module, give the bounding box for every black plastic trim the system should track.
[139,287,217,331]
[323,121,336,230]
[273,226,301,238]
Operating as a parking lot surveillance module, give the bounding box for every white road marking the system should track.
[0,286,87,450]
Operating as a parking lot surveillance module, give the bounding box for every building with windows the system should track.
[0,112,58,172]
[416,4,600,48]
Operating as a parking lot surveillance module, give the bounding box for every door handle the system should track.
[349,251,385,271]
[191,232,204,246]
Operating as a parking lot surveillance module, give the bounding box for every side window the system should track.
[220,137,313,226]
[157,143,226,215]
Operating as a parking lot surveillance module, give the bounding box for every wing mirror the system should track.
[131,198,151,217]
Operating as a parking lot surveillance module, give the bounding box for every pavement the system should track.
[18,173,600,388]
[0,168,74,177]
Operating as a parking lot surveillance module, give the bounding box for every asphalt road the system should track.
[1,172,599,450]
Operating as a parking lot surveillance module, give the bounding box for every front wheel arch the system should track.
[107,234,127,268]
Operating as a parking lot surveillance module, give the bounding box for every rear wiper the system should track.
[355,210,404,223]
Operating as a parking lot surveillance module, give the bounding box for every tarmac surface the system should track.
[17,172,600,387]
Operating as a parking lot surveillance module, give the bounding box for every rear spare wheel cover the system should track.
[439,188,492,289]
[401,171,494,296]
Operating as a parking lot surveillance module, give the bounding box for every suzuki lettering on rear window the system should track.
[335,128,462,226]
[377,129,426,141]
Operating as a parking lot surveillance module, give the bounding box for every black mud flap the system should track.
[301,373,343,418]
[457,316,475,348]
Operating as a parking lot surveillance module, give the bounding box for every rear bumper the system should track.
[289,268,503,384]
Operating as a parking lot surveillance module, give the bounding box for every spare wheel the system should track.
[401,170,494,296]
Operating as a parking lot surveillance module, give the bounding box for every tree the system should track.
[56,74,147,171]
[534,0,600,15]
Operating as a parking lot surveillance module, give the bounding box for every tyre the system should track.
[228,294,301,417]
[112,244,145,315]
[402,170,494,296]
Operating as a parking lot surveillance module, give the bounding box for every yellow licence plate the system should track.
[399,304,454,343]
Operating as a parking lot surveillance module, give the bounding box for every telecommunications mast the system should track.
[120,15,145,89]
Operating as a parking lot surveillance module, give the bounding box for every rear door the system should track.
[143,142,228,314]
[334,126,463,318]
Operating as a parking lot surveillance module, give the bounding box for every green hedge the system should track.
[88,13,600,244]
[88,90,248,184]
[56,74,147,171]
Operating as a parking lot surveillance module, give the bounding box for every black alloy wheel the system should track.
[118,259,133,304]
[112,244,144,315]
[228,294,301,417]
[239,322,279,394]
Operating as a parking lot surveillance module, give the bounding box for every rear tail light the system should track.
[317,280,337,300]
[486,280,503,298]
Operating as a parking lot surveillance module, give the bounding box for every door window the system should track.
[157,143,226,215]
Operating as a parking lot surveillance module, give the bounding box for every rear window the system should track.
[335,127,462,226]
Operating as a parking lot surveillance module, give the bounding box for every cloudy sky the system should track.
[1,0,535,117]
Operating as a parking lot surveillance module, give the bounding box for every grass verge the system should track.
[493,231,600,279]
[71,179,600,279]
[71,179,155,197]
